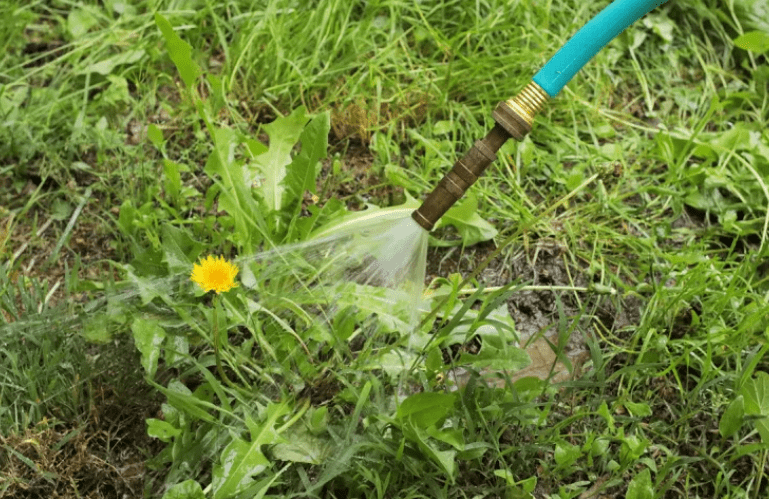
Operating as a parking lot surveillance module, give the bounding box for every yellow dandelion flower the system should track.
[191,255,239,294]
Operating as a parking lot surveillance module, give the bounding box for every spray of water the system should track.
[240,212,429,333]
[5,210,428,346]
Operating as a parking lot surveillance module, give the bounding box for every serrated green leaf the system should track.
[308,406,328,435]
[212,403,289,499]
[159,380,217,424]
[426,426,464,450]
[154,14,202,88]
[147,123,164,149]
[204,126,266,248]
[720,395,745,438]
[554,441,580,468]
[163,159,183,200]
[127,269,171,305]
[164,334,189,366]
[402,423,457,479]
[597,401,615,429]
[425,347,443,372]
[253,107,310,213]
[590,437,610,457]
[309,197,419,240]
[131,317,166,378]
[161,480,206,499]
[624,401,652,418]
[457,340,530,372]
[432,120,455,135]
[212,437,270,499]
[283,112,329,210]
[271,427,331,464]
[161,225,204,274]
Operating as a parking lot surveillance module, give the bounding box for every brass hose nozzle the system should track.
[412,81,549,231]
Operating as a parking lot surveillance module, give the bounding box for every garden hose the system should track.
[412,0,670,231]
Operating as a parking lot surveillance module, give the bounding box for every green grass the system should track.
[2,0,769,498]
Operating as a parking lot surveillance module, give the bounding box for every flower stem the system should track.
[213,296,235,387]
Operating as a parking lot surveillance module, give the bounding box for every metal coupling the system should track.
[412,81,549,231]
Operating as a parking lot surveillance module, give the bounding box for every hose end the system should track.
[411,209,433,231]
[411,124,510,231]
[411,82,549,232]
[493,81,549,141]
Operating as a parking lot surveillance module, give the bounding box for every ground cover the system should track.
[2,0,769,498]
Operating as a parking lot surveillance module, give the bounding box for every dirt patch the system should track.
[1,203,117,311]
[425,234,638,386]
[0,376,163,499]
[317,141,405,211]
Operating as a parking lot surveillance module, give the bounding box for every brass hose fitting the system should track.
[412,81,549,231]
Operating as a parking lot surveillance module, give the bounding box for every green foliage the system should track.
[734,31,769,54]
[3,0,769,498]
[154,13,202,88]
[719,395,745,439]
[740,372,769,444]
[437,193,498,247]
[131,317,166,378]
[626,469,654,499]
[0,265,99,434]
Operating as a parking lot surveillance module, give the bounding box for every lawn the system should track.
[1,0,769,498]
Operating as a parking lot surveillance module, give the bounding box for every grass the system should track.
[2,0,769,498]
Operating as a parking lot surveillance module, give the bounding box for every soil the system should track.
[0,340,164,499]
[425,236,607,388]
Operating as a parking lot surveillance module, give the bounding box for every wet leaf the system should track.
[82,49,145,75]
[271,428,331,464]
[204,126,266,247]
[283,111,329,209]
[554,441,580,468]
[309,197,419,240]
[131,317,165,378]
[147,124,164,149]
[161,225,204,274]
[67,8,98,39]
[212,403,289,499]
[624,401,652,418]
[457,342,530,372]
[402,423,457,479]
[212,437,270,499]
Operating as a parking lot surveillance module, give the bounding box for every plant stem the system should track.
[213,295,235,387]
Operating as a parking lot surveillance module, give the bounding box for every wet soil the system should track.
[425,237,610,386]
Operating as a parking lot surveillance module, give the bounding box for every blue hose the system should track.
[533,0,670,97]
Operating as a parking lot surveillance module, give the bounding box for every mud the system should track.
[425,235,640,386]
